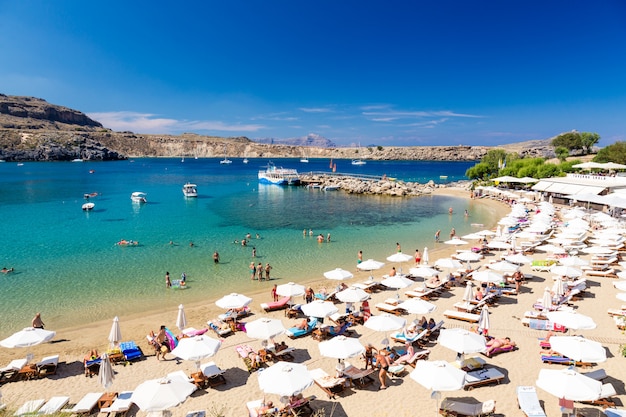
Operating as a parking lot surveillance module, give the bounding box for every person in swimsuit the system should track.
[364,343,377,369]
[376,350,391,389]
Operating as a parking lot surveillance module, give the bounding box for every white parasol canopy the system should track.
[471,270,504,283]
[98,353,115,390]
[215,293,253,310]
[434,258,462,270]
[454,252,482,262]
[364,314,406,333]
[541,287,553,313]
[437,328,486,354]
[170,335,221,369]
[550,265,583,278]
[381,275,414,290]
[549,336,606,363]
[409,266,439,277]
[545,311,596,331]
[108,316,122,348]
[558,257,589,267]
[401,298,437,315]
[131,375,197,411]
[462,281,474,302]
[487,240,511,250]
[410,360,466,391]
[300,300,338,319]
[505,253,532,265]
[386,252,414,263]
[488,261,519,272]
[276,282,306,297]
[0,327,56,348]
[443,238,468,246]
[323,268,354,281]
[176,305,187,332]
[477,306,490,335]
[336,287,370,303]
[258,361,313,397]
[244,318,286,341]
[318,335,365,359]
[357,259,385,271]
[536,368,602,401]
[613,281,626,292]
[422,247,429,264]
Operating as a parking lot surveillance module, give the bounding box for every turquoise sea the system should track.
[0,158,501,334]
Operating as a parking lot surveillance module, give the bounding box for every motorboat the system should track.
[182,183,198,197]
[72,158,84,162]
[219,145,232,164]
[130,192,147,203]
[324,185,339,191]
[243,158,249,164]
[82,202,95,211]
[84,192,99,199]
[258,162,300,185]
[351,159,366,165]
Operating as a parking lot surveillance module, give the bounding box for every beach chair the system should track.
[310,368,347,399]
[13,399,45,416]
[120,341,143,362]
[579,383,617,408]
[443,309,480,323]
[540,354,594,368]
[583,368,608,381]
[199,361,226,388]
[605,409,626,417]
[207,319,233,337]
[427,320,445,339]
[246,400,280,417]
[516,386,546,417]
[439,398,496,416]
[0,358,27,383]
[340,360,375,388]
[391,328,428,345]
[260,296,291,312]
[35,354,59,378]
[84,357,101,377]
[463,368,505,390]
[403,349,431,367]
[218,306,251,321]
[61,392,104,415]
[405,287,439,300]
[235,345,265,373]
[38,396,70,415]
[99,390,133,416]
[285,317,318,339]
[375,302,407,316]
[585,267,618,278]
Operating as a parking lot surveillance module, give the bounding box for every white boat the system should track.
[182,183,198,197]
[130,192,147,203]
[243,158,249,164]
[258,162,300,185]
[72,158,84,162]
[324,185,339,191]
[351,159,366,165]
[82,202,95,211]
[219,145,232,164]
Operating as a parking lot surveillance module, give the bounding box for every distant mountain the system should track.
[254,133,337,148]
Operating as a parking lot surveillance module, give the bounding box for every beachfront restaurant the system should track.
[532,174,626,208]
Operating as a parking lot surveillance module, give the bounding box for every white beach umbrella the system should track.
[487,240,511,251]
[434,258,462,270]
[170,335,221,370]
[98,353,115,390]
[545,311,596,331]
[108,316,122,348]
[541,287,553,313]
[613,281,626,292]
[558,257,589,267]
[550,265,583,278]
[476,230,496,237]
[488,261,519,273]
[131,375,197,412]
[401,298,437,315]
[422,247,429,264]
[581,246,613,254]
[536,368,602,402]
[176,305,187,332]
[386,252,414,263]
[357,259,385,271]
[381,275,414,290]
[616,293,626,302]
[471,270,504,284]
[438,328,487,355]
[215,293,253,310]
[462,281,474,302]
[323,268,354,281]
[336,287,370,303]
[408,266,439,278]
[0,327,56,348]
[552,278,566,297]
[536,244,566,254]
[462,233,484,240]
[477,306,490,335]
[300,300,338,319]
[276,282,306,297]
[549,336,606,363]
[364,314,406,333]
[258,361,313,397]
[443,238,468,246]
[505,253,532,265]
[454,252,482,262]
[318,335,365,360]
[245,317,286,341]
[410,360,466,391]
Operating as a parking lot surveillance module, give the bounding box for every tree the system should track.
[595,141,626,164]
[552,131,582,152]
[580,132,600,154]
[465,162,492,180]
[555,146,569,161]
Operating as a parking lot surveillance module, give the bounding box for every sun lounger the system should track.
[119,341,143,362]
[352,281,381,293]
[84,358,101,377]
[38,396,70,415]
[391,328,428,345]
[403,349,431,367]
[375,302,407,315]
[200,361,226,388]
[439,398,496,416]
[540,354,594,368]
[582,368,608,381]
[605,409,626,417]
[310,368,347,399]
[0,358,27,383]
[443,309,480,323]
[260,296,291,312]
[607,308,626,317]
[522,317,567,332]
[207,319,233,337]
[246,400,279,417]
[99,390,133,416]
[516,386,546,417]
[579,382,617,408]
[218,306,251,321]
[454,357,486,372]
[340,361,375,388]
[585,268,618,278]
[62,392,104,415]
[285,317,318,339]
[464,368,505,390]
[14,399,45,416]
[405,288,440,299]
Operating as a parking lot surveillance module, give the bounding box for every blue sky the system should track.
[1,1,625,147]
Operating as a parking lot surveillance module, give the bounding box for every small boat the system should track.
[219,145,232,164]
[84,192,99,199]
[307,183,322,190]
[182,183,198,197]
[258,162,300,185]
[130,192,147,203]
[324,185,339,191]
[17,163,24,166]
[89,169,95,174]
[243,158,249,164]
[116,239,138,246]
[82,202,95,211]
[439,175,448,179]
[351,159,366,165]
[300,157,309,163]
[72,158,84,162]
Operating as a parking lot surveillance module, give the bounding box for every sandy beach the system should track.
[2,187,625,417]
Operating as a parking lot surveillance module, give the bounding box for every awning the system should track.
[532,181,605,196]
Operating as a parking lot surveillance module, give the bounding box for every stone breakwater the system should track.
[299,173,471,196]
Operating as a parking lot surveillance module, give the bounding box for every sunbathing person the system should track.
[425,275,441,288]
[393,343,415,365]
[257,400,279,415]
[83,349,100,376]
[427,318,437,330]
[417,316,428,330]
[296,318,309,330]
[485,337,516,356]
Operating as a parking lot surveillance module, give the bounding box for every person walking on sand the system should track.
[265,263,272,280]
[165,271,171,288]
[414,249,421,265]
[376,350,391,389]
[271,284,278,302]
[32,312,45,329]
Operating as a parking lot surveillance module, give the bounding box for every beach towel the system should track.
[165,327,178,350]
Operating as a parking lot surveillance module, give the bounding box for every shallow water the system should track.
[0,158,497,334]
